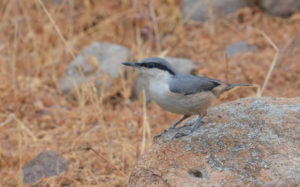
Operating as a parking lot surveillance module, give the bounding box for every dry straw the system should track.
[257,30,280,97]
[1,0,299,186]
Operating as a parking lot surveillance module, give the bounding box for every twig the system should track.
[12,1,20,95]
[149,2,161,52]
[0,113,37,141]
[89,147,126,177]
[16,115,23,187]
[181,0,203,24]
[0,113,37,186]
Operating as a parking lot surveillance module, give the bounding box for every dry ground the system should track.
[0,0,300,186]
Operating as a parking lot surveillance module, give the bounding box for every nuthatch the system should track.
[123,57,251,137]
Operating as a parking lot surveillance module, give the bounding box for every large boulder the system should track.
[182,0,250,22]
[58,42,131,94]
[129,97,300,186]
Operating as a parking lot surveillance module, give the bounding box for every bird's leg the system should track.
[189,115,202,131]
[168,115,191,129]
[189,111,207,131]
[154,115,190,139]
[172,112,206,139]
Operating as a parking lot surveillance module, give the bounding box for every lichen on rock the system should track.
[129,97,300,186]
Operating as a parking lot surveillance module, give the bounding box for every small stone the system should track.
[58,42,131,93]
[182,0,250,22]
[260,0,300,17]
[42,0,82,7]
[128,97,300,186]
[133,57,195,101]
[23,150,66,185]
[225,40,256,57]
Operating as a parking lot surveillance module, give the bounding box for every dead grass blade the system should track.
[36,0,76,59]
[140,89,151,155]
[257,30,280,97]
[0,113,37,142]
[89,147,126,177]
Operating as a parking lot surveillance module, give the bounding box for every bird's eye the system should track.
[141,63,148,68]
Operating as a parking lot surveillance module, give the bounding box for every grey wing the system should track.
[169,74,221,95]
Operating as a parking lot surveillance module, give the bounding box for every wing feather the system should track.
[169,74,221,95]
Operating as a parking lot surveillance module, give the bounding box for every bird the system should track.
[122,57,251,137]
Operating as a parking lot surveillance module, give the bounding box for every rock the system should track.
[23,150,66,185]
[225,40,256,57]
[42,0,63,5]
[42,0,82,7]
[129,97,300,186]
[182,0,250,22]
[133,57,195,101]
[164,57,195,74]
[260,0,300,17]
[58,42,131,93]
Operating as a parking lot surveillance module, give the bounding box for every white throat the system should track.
[147,71,172,102]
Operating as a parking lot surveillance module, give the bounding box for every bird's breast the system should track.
[148,80,170,103]
[148,80,178,112]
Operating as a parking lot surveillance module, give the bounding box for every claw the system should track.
[172,116,203,139]
[154,115,203,140]
[153,115,190,140]
[153,129,168,140]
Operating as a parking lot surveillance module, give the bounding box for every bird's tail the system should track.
[213,82,252,97]
[222,83,252,93]
[228,83,252,89]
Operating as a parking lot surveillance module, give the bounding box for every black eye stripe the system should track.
[141,63,155,68]
[140,62,175,75]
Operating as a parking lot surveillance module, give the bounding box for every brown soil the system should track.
[0,1,299,186]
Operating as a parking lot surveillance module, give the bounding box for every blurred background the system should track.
[1,0,300,186]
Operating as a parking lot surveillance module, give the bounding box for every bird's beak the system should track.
[122,62,141,68]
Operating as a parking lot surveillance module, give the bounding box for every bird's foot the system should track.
[154,116,203,140]
[153,129,168,140]
[172,116,203,139]
[153,125,177,140]
[153,115,190,140]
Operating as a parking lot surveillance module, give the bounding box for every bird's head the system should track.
[122,57,177,78]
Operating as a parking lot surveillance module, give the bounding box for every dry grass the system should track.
[1,0,300,186]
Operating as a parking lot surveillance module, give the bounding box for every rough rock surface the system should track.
[225,40,257,57]
[260,0,300,17]
[43,0,63,5]
[58,42,130,93]
[129,97,300,186]
[23,150,66,185]
[42,0,82,7]
[133,57,195,101]
[182,0,250,21]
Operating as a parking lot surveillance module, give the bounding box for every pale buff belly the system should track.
[149,81,216,115]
